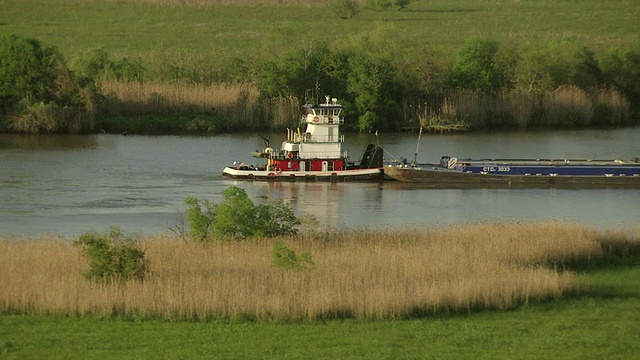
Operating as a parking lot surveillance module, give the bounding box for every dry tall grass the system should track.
[3,221,634,321]
[98,80,302,130]
[99,80,258,114]
[542,86,593,127]
[427,86,630,130]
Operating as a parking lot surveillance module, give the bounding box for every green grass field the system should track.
[2,266,638,359]
[2,0,638,67]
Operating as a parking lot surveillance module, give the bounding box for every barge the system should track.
[385,156,640,187]
[222,95,384,181]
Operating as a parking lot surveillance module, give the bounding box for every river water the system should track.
[1,127,638,237]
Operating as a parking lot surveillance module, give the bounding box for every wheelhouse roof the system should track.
[303,103,343,110]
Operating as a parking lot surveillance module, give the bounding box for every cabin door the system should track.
[322,161,328,171]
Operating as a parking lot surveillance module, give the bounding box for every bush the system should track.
[184,196,216,242]
[272,240,315,271]
[0,35,96,133]
[73,227,148,282]
[71,48,147,84]
[333,0,361,19]
[184,186,300,241]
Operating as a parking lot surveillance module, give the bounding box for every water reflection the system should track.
[0,134,98,151]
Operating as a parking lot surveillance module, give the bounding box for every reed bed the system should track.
[429,87,631,130]
[3,221,636,321]
[98,80,301,130]
[99,80,258,114]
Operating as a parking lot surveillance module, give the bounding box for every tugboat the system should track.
[222,95,384,181]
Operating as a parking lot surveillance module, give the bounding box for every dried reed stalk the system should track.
[1,221,629,320]
[99,80,258,112]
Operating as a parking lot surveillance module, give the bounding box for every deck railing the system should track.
[294,133,345,143]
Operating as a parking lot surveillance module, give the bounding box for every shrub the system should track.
[333,0,361,19]
[0,35,96,133]
[272,240,314,271]
[395,0,410,10]
[184,186,300,241]
[71,48,147,84]
[184,197,216,242]
[73,227,148,282]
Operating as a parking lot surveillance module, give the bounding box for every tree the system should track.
[541,39,602,90]
[0,35,96,133]
[184,197,216,242]
[258,43,339,100]
[346,53,400,131]
[449,38,511,93]
[600,46,640,113]
[0,35,63,114]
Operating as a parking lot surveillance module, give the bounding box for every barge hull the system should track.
[385,166,640,188]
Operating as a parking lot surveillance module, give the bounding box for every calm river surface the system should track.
[1,127,638,237]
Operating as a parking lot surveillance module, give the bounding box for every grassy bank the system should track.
[2,0,639,133]
[3,0,637,65]
[1,222,639,358]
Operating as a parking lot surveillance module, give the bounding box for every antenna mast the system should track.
[412,127,423,167]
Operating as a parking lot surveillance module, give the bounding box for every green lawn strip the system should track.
[2,266,639,359]
[1,0,637,65]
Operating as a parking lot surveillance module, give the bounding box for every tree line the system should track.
[1,34,639,133]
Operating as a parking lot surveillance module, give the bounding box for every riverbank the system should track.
[1,221,639,358]
[92,82,638,135]
[2,0,639,134]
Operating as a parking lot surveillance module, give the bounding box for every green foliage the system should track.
[272,240,315,271]
[73,227,148,282]
[332,0,361,19]
[541,39,602,90]
[513,44,554,92]
[346,53,401,131]
[600,46,640,112]
[184,197,216,242]
[366,0,392,10]
[0,35,96,133]
[72,48,147,84]
[184,186,300,241]
[0,35,60,113]
[395,0,411,10]
[449,38,511,93]
[211,186,261,238]
[258,43,338,100]
[3,2,640,132]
